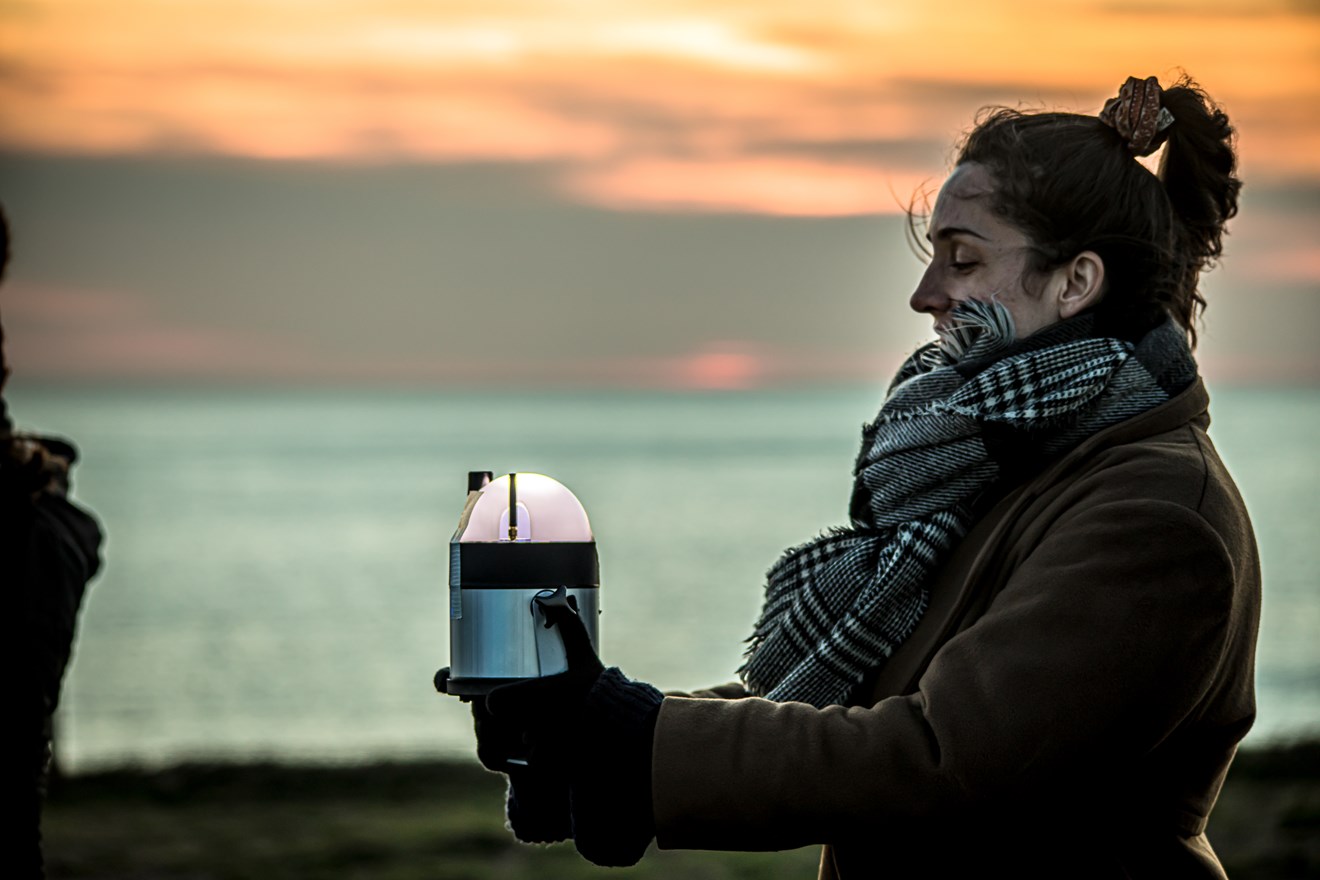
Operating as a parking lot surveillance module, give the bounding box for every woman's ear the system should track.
[1054,251,1106,319]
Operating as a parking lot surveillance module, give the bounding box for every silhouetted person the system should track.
[0,205,104,877]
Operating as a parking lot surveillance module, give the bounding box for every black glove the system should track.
[434,667,572,843]
[485,593,663,867]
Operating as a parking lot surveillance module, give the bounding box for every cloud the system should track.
[1221,185,1320,284]
[1097,0,1318,18]
[561,155,930,215]
[2,0,1316,200]
[2,283,147,323]
[648,339,909,389]
[745,137,951,168]
[0,282,904,385]
[1,1,1316,386]
[1,150,942,384]
[1,282,325,380]
[2,152,1316,386]
[1242,249,1320,283]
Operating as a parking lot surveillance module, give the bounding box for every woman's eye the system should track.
[950,260,978,272]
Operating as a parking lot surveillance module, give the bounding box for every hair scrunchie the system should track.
[1099,75,1175,157]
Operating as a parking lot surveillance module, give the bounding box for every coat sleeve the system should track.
[665,681,751,700]
[24,493,104,713]
[651,498,1240,851]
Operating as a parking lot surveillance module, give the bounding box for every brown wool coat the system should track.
[652,379,1260,878]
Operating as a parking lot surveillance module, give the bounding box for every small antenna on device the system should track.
[507,472,519,541]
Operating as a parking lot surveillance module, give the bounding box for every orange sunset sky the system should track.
[1,0,1318,386]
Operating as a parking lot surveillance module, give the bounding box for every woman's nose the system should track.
[909,265,947,315]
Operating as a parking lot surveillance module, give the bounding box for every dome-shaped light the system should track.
[458,473,593,543]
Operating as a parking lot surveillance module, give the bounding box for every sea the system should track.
[8,384,1319,772]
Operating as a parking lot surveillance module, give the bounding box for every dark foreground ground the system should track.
[44,742,1320,880]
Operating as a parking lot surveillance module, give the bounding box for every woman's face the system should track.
[909,162,1064,342]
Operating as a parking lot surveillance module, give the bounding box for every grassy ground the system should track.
[44,742,1319,879]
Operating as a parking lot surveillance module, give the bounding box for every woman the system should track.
[450,74,1259,878]
[0,206,105,876]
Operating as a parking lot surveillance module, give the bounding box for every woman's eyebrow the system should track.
[927,225,991,243]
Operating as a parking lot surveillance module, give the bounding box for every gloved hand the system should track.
[485,592,664,867]
[434,667,571,843]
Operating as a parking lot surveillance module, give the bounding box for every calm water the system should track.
[8,384,1319,771]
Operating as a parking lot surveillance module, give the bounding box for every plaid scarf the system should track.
[739,304,1197,707]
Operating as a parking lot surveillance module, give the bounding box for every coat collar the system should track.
[865,378,1210,702]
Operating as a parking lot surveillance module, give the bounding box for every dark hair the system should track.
[1,203,58,499]
[2,201,12,410]
[954,75,1241,346]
